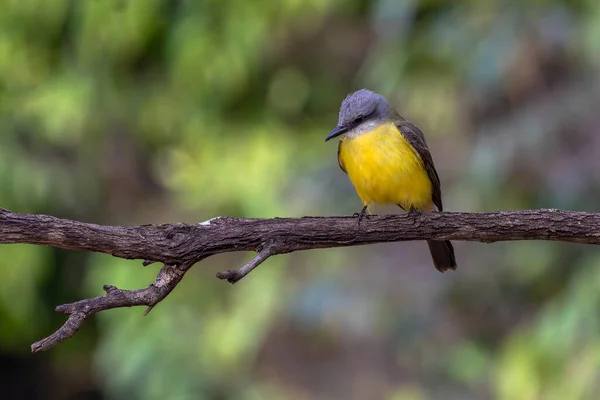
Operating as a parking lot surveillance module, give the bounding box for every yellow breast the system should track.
[338,122,433,211]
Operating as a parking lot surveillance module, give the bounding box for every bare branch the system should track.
[30,264,187,353]
[1,207,599,352]
[216,247,276,284]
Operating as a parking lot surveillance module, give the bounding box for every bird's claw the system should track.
[407,207,421,223]
[354,205,369,226]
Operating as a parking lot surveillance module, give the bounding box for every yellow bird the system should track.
[325,89,456,272]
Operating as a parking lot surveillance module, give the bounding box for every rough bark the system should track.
[0,207,598,352]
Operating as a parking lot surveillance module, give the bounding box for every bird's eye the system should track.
[354,114,365,123]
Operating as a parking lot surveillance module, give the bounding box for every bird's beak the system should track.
[325,125,348,142]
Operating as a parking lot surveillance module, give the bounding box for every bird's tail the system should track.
[427,240,457,272]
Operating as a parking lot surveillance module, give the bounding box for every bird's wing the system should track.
[337,140,347,174]
[395,120,443,211]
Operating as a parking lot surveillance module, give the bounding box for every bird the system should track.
[325,89,456,272]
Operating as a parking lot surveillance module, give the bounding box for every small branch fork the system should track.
[1,207,600,352]
[31,264,187,353]
[216,247,276,283]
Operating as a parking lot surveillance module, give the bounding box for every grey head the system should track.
[325,89,389,141]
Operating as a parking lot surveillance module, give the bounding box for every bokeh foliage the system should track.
[1,0,600,399]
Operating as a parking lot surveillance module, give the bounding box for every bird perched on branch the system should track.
[325,89,457,272]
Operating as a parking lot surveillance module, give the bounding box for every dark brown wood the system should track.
[1,207,599,352]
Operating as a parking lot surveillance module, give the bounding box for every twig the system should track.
[30,264,187,353]
[1,207,599,352]
[216,247,276,283]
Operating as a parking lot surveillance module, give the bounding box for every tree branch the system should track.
[1,207,599,352]
[30,263,187,353]
[216,247,276,283]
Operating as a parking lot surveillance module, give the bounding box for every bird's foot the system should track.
[353,205,369,226]
[407,207,422,223]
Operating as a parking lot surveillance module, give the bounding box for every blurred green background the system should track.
[1,0,600,399]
